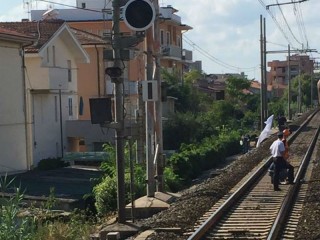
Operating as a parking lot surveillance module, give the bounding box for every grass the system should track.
[0,175,96,240]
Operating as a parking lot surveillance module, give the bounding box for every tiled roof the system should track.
[0,20,65,53]
[70,27,106,45]
[0,26,34,40]
[250,80,261,89]
[0,20,105,53]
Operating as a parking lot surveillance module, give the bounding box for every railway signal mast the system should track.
[108,0,159,223]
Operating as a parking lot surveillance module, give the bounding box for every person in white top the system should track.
[269,132,286,191]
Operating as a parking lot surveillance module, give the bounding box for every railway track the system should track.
[185,110,320,240]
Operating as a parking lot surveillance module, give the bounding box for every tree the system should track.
[162,69,212,113]
[225,75,252,106]
[292,74,317,107]
[183,69,203,85]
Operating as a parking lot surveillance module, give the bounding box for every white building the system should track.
[0,21,89,167]
[0,27,34,174]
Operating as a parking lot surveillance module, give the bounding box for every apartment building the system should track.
[31,0,194,154]
[268,54,314,97]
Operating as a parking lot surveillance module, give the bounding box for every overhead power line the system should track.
[258,0,310,51]
[35,0,103,12]
[183,35,258,73]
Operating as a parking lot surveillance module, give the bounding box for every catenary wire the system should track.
[183,35,259,73]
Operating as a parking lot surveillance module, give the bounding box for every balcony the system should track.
[66,119,139,144]
[161,45,182,60]
[66,120,115,139]
[31,67,68,90]
[49,67,69,90]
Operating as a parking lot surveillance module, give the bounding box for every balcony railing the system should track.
[30,67,69,90]
[161,45,182,59]
[49,67,68,90]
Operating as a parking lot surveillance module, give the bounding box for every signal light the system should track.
[123,0,155,31]
[105,67,123,78]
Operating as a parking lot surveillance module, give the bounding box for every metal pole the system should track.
[287,45,292,120]
[153,0,164,192]
[146,28,156,197]
[129,138,135,222]
[298,60,302,113]
[136,82,145,164]
[311,69,314,107]
[260,15,264,130]
[263,17,268,118]
[112,0,126,223]
[59,89,64,158]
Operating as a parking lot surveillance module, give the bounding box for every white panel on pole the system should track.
[142,80,158,101]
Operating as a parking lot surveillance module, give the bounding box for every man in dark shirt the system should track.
[277,115,287,132]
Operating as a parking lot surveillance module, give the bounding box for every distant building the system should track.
[194,73,248,100]
[268,54,314,98]
[249,80,272,100]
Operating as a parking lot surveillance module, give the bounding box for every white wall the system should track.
[0,42,28,173]
[26,33,80,166]
[76,0,112,9]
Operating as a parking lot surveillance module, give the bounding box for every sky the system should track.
[1,0,319,80]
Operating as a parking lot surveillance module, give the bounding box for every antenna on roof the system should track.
[42,9,59,20]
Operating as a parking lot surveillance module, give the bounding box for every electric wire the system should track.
[276,0,303,46]
[292,1,305,46]
[292,1,309,48]
[260,0,295,47]
[258,0,311,52]
[35,0,103,12]
[183,35,258,73]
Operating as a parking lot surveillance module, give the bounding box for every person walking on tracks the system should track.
[281,127,294,184]
[269,132,293,191]
[277,114,287,132]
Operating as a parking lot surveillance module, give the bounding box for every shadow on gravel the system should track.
[288,124,300,132]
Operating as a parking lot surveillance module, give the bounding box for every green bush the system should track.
[93,176,118,215]
[93,165,147,216]
[167,130,241,186]
[163,167,184,192]
[37,158,69,170]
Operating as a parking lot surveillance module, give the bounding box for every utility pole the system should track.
[107,0,157,217]
[287,45,292,120]
[146,27,156,197]
[263,17,268,120]
[111,0,126,223]
[266,0,309,119]
[260,15,266,129]
[153,0,164,192]
[298,60,302,113]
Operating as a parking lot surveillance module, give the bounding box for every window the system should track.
[81,3,86,8]
[166,31,171,45]
[177,36,181,47]
[52,45,56,66]
[46,48,50,63]
[67,60,72,82]
[160,30,164,45]
[68,97,73,116]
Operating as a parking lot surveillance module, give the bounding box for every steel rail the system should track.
[267,124,320,240]
[187,109,318,240]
